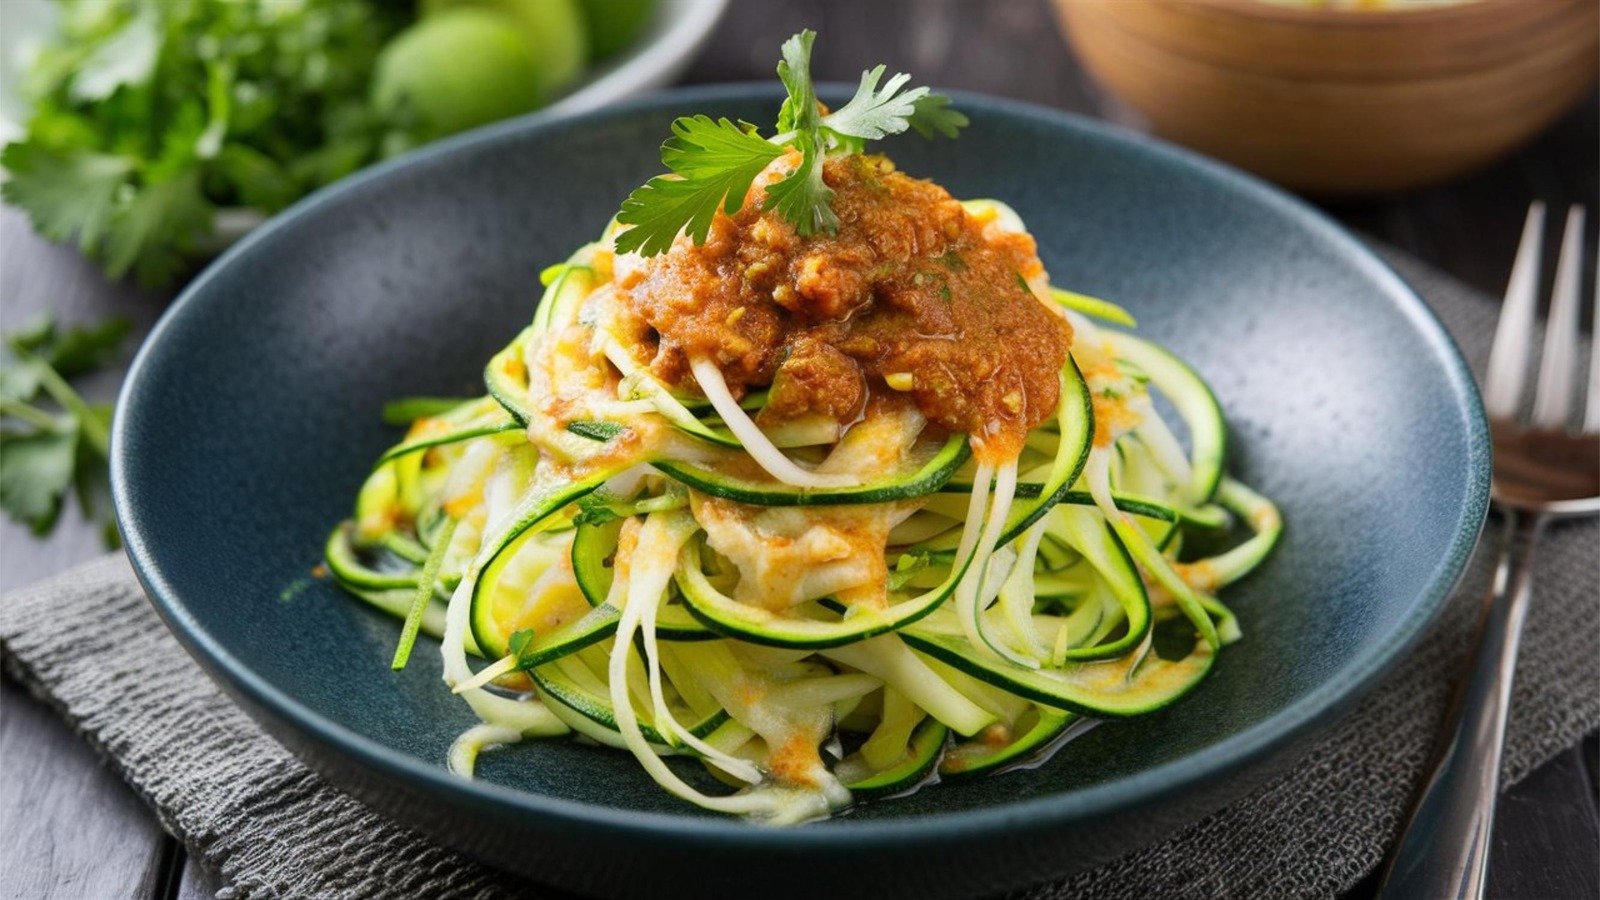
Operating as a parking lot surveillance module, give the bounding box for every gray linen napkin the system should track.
[2,246,1596,900]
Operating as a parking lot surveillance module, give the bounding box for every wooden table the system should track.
[2,2,1595,897]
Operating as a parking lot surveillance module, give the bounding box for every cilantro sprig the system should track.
[613,30,968,256]
[1,0,404,288]
[0,313,130,545]
[613,116,784,257]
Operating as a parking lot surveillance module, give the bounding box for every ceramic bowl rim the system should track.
[1134,0,1559,28]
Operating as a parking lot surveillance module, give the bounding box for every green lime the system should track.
[576,0,654,62]
[372,8,543,139]
[422,0,589,97]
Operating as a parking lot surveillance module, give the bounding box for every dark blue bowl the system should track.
[113,85,1490,899]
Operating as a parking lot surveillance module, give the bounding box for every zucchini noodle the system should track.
[690,358,858,489]
[326,185,1282,823]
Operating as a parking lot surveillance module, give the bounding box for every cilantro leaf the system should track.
[0,426,80,536]
[35,317,132,380]
[0,360,46,405]
[774,30,823,140]
[1,313,128,543]
[103,169,214,287]
[763,30,836,236]
[508,629,539,667]
[823,66,931,145]
[0,103,217,289]
[763,143,837,237]
[613,115,784,256]
[574,491,623,526]
[574,487,688,526]
[4,311,131,397]
[0,143,134,253]
[818,53,966,148]
[214,144,299,213]
[6,313,57,353]
[888,550,932,591]
[907,94,969,140]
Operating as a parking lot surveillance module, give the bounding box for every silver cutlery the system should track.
[1379,202,1599,899]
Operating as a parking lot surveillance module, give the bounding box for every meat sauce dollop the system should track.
[612,154,1072,459]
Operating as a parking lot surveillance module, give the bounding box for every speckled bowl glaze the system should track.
[113,85,1490,899]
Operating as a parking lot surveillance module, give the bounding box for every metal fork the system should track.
[1378,203,1600,900]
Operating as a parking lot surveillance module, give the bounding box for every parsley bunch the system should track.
[1,0,407,288]
[613,30,967,257]
[0,313,130,545]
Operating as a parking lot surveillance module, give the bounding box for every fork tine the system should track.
[1484,202,1546,419]
[1531,206,1585,428]
[1586,227,1600,433]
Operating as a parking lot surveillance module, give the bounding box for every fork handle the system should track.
[1377,510,1548,900]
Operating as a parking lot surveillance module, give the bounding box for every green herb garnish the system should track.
[507,628,540,669]
[0,313,130,545]
[565,419,630,443]
[1,0,406,288]
[574,487,688,527]
[452,626,541,694]
[613,30,967,257]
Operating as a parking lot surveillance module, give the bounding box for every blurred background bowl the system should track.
[1053,0,1598,196]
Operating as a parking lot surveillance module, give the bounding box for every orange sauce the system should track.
[617,154,1072,456]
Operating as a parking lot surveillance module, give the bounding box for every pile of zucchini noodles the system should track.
[326,199,1282,824]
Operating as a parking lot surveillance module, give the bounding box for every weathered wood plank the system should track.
[0,677,171,900]
[1,196,180,900]
[173,852,223,900]
[1489,745,1600,900]
[1585,732,1599,799]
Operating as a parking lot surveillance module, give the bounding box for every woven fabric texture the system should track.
[1,247,1595,899]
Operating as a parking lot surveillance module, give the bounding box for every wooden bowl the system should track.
[1053,0,1598,195]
